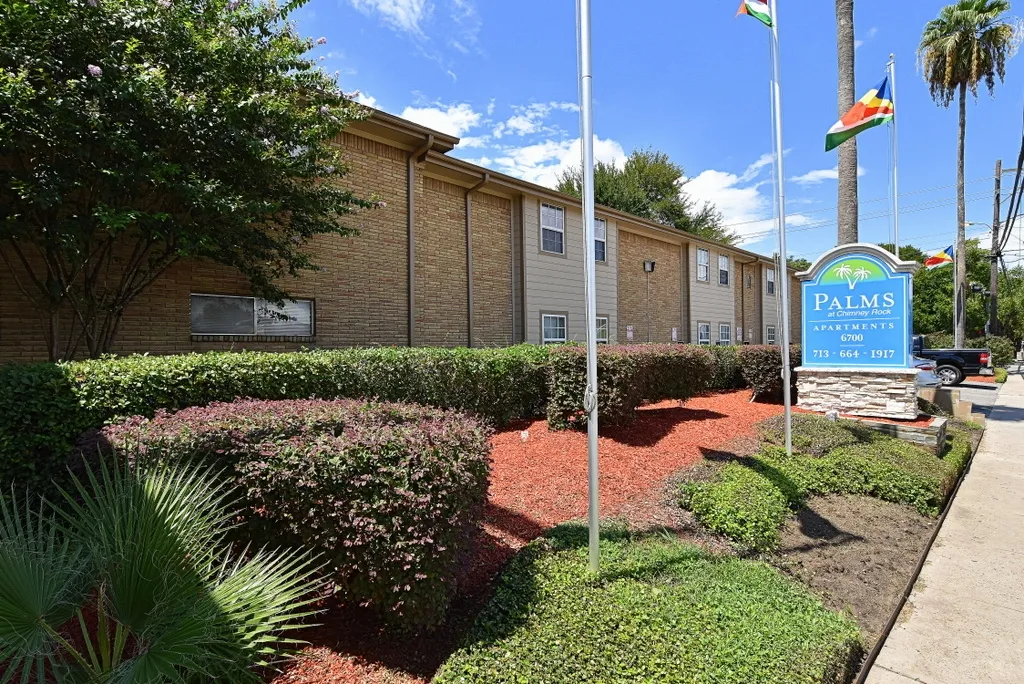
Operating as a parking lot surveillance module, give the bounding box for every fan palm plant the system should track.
[0,463,321,682]
[918,0,1019,347]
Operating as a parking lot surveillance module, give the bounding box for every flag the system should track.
[925,246,954,270]
[825,76,894,152]
[736,0,772,27]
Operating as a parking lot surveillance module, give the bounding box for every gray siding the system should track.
[763,263,781,343]
[689,243,736,343]
[523,196,618,344]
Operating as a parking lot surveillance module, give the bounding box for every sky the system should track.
[292,0,1024,264]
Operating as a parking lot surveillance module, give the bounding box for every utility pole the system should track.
[990,159,1002,336]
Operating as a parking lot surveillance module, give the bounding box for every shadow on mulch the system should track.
[602,406,727,446]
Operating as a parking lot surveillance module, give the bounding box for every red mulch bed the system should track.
[270,390,782,684]
[967,375,996,384]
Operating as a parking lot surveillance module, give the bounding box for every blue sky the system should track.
[293,0,1024,263]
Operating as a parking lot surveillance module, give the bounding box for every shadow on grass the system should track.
[602,406,726,447]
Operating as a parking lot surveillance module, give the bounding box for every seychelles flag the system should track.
[736,0,772,27]
[925,246,954,270]
[825,76,894,152]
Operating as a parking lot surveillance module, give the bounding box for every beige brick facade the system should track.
[0,110,798,362]
[617,230,682,344]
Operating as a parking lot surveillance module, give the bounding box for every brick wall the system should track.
[416,176,469,347]
[789,273,802,343]
[738,261,762,344]
[617,231,681,343]
[471,192,513,346]
[0,130,524,362]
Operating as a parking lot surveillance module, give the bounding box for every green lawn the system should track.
[435,525,862,684]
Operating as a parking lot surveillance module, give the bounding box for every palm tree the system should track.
[0,462,321,682]
[836,0,859,245]
[918,0,1018,347]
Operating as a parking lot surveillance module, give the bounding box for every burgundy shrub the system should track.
[91,398,491,628]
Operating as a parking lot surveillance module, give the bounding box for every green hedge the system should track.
[682,415,975,550]
[435,524,862,683]
[546,345,715,430]
[0,346,549,496]
[737,344,800,398]
[706,345,742,389]
[90,398,491,628]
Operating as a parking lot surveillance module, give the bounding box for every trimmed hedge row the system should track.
[1,342,791,493]
[546,345,715,429]
[436,524,862,683]
[87,398,491,628]
[683,415,975,550]
[0,346,549,496]
[739,344,800,399]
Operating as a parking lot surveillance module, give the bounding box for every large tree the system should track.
[557,149,735,244]
[918,0,1017,347]
[835,0,859,245]
[0,0,373,360]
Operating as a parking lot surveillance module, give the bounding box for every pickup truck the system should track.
[911,335,992,385]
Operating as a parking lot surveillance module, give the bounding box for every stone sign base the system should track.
[796,367,920,420]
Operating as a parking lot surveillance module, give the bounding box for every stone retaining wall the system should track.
[796,366,920,420]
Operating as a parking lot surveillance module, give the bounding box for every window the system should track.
[697,248,710,282]
[697,322,711,345]
[594,218,607,262]
[766,325,777,345]
[766,268,776,295]
[542,314,567,344]
[541,203,565,254]
[190,294,313,336]
[596,316,609,343]
[719,255,730,285]
[718,324,732,345]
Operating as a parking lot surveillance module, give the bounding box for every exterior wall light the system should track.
[644,260,656,273]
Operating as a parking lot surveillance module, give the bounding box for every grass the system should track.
[435,524,863,684]
[682,415,976,551]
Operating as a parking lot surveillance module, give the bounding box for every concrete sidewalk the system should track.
[867,370,1024,684]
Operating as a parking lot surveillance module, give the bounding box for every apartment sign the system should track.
[798,244,919,369]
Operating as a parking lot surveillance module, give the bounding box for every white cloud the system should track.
[492,102,579,138]
[448,0,481,48]
[682,154,812,244]
[790,165,866,185]
[354,92,379,108]
[456,135,490,148]
[474,135,626,188]
[855,26,879,50]
[486,99,495,116]
[348,0,433,36]
[399,102,481,136]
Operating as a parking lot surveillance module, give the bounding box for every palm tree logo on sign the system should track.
[832,262,872,290]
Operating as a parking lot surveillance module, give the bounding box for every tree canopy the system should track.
[882,240,1024,341]
[556,149,736,244]
[0,0,372,360]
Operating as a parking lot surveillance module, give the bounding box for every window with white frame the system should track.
[542,314,567,344]
[766,267,776,295]
[540,203,565,254]
[697,322,711,345]
[718,323,731,345]
[766,325,777,345]
[594,218,607,262]
[190,294,314,336]
[719,255,730,285]
[697,248,710,282]
[596,316,609,343]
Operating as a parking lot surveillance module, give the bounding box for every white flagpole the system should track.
[576,0,600,573]
[889,54,901,259]
[770,1,793,456]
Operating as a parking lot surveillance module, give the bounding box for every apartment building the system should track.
[0,109,800,362]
